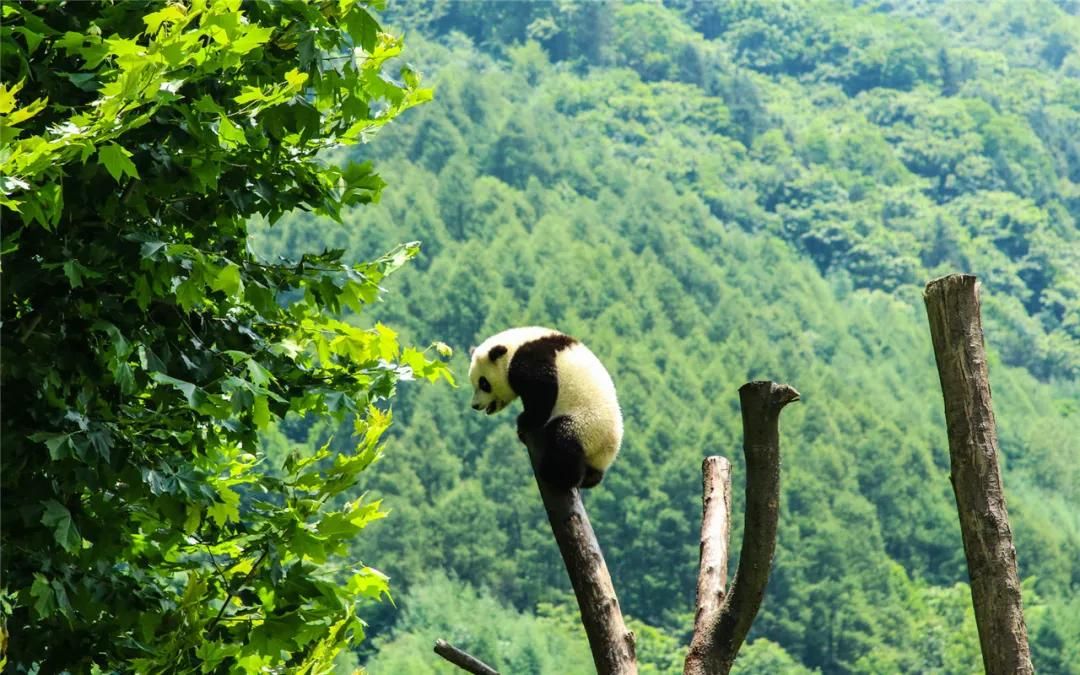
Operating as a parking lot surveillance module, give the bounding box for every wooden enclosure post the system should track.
[923,274,1033,675]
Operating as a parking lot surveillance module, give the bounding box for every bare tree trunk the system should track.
[685,457,733,670]
[684,381,799,675]
[924,274,1033,675]
[433,639,499,675]
[520,431,638,675]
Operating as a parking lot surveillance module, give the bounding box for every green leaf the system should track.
[245,359,272,387]
[62,260,86,288]
[183,504,201,533]
[149,372,204,408]
[40,500,81,553]
[234,86,267,105]
[195,641,239,672]
[284,68,309,90]
[345,8,379,53]
[0,80,22,114]
[217,115,246,148]
[29,432,75,460]
[97,143,140,182]
[142,5,187,36]
[252,395,271,429]
[316,499,385,538]
[373,323,398,360]
[30,574,56,618]
[230,23,274,55]
[207,486,240,526]
[6,95,47,125]
[210,262,243,297]
[346,566,390,601]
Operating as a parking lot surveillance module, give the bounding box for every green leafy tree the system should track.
[0,1,450,671]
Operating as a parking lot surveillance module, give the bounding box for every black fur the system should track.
[509,333,595,490]
[582,466,605,489]
[508,333,577,432]
[537,416,588,489]
[488,344,507,361]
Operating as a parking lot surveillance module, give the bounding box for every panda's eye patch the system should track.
[479,377,491,393]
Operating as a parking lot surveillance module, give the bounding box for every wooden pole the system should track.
[684,381,799,675]
[923,274,1033,675]
[520,432,638,675]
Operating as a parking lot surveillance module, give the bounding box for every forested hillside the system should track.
[251,1,1080,672]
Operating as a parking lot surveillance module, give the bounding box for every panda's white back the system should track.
[550,343,623,470]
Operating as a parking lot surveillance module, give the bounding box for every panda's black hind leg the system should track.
[581,466,605,489]
[537,416,587,490]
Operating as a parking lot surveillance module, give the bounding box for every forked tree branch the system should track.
[520,430,638,675]
[686,457,733,666]
[924,274,1033,675]
[684,381,799,675]
[433,639,499,675]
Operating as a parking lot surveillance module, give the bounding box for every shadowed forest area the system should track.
[248,1,1080,672]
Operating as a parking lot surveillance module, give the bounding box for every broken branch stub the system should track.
[684,381,799,675]
[923,274,1033,675]
[685,457,733,670]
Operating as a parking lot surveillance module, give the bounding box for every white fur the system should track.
[469,327,623,471]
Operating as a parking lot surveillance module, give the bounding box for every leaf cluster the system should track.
[0,1,449,672]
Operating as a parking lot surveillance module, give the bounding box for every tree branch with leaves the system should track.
[0,1,449,671]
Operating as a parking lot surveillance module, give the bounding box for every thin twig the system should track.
[206,548,268,633]
[204,543,227,586]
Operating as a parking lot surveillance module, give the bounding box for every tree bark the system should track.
[923,274,1033,675]
[433,639,499,675]
[520,430,638,675]
[685,457,733,671]
[684,381,799,675]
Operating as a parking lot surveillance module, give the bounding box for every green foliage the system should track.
[365,574,595,674]
[254,3,1079,672]
[732,639,818,674]
[0,1,449,672]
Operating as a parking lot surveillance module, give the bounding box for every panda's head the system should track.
[468,342,514,415]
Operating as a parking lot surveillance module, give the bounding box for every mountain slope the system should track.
[251,2,1079,672]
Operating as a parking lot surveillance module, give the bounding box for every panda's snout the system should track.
[471,403,484,411]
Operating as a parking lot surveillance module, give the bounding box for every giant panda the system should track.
[468,327,622,489]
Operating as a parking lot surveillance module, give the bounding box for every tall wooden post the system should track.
[924,274,1033,675]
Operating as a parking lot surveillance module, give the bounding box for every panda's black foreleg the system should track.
[536,416,587,490]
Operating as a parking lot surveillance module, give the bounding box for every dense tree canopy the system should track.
[254,1,1079,672]
[0,1,448,671]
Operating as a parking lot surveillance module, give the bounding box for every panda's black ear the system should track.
[488,345,507,361]
[469,346,476,358]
